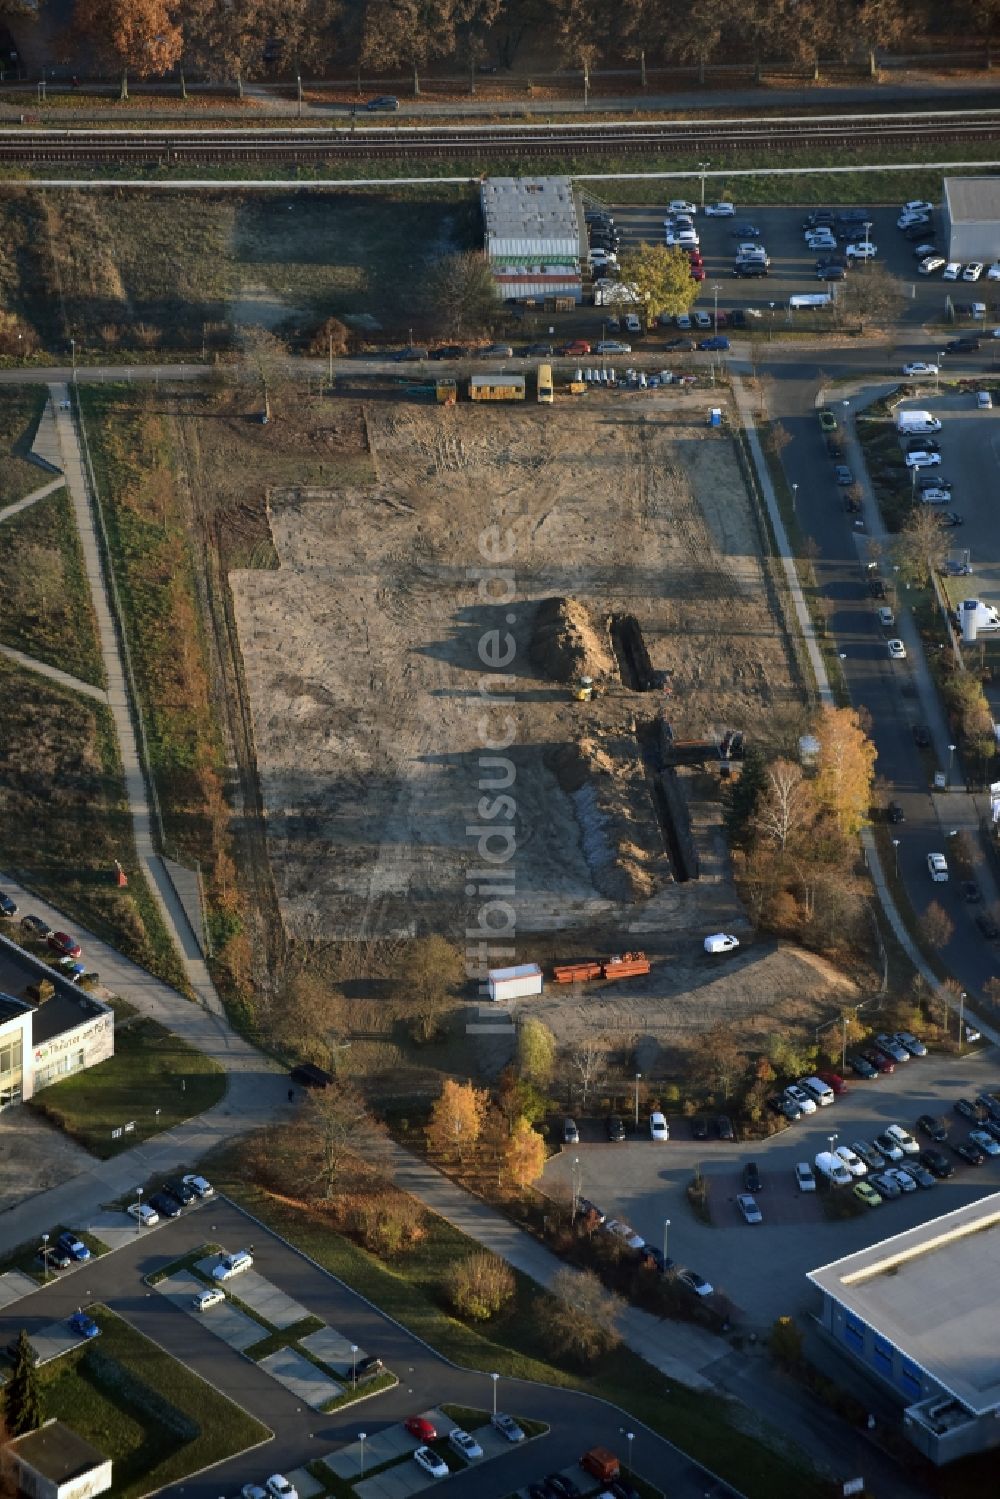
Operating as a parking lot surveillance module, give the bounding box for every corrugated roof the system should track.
[481,177,579,243]
[944,176,1000,223]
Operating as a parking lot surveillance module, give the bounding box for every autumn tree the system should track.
[839,261,907,332]
[426,1078,488,1160]
[516,1015,556,1086]
[73,0,183,100]
[537,1267,623,1366]
[422,250,497,337]
[275,969,346,1071]
[303,1082,373,1198]
[920,900,955,954]
[857,0,908,75]
[811,705,877,837]
[2,1332,40,1436]
[754,759,816,857]
[893,505,950,585]
[690,1022,746,1100]
[359,0,458,94]
[616,242,696,324]
[503,1115,547,1188]
[445,1251,515,1321]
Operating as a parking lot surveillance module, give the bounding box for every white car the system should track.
[886,1124,920,1155]
[835,1146,867,1178]
[970,1129,1000,1157]
[902,362,939,376]
[919,487,951,504]
[650,1111,670,1141]
[905,451,941,468]
[806,234,837,249]
[449,1428,484,1460]
[602,1219,645,1251]
[977,390,992,408]
[927,852,949,882]
[693,311,712,329]
[413,1447,449,1479]
[127,1202,159,1227]
[814,1151,852,1187]
[266,1478,297,1499]
[784,1084,817,1115]
[988,263,1000,280]
[193,1288,226,1312]
[887,639,907,660]
[846,242,877,260]
[491,1412,525,1443]
[679,1269,714,1296]
[667,199,697,215]
[942,262,962,280]
[795,1162,816,1193]
[902,199,934,216]
[182,1173,214,1199]
[918,256,946,276]
[704,932,740,953]
[241,1488,266,1499]
[737,1193,762,1224]
[877,606,894,626]
[212,1249,253,1281]
[705,201,735,216]
[963,262,984,281]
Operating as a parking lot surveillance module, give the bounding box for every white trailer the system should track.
[487,963,543,1001]
[960,598,1000,641]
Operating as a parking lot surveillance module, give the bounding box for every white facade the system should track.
[481,177,584,303]
[4,1421,112,1499]
[0,1000,32,1108]
[487,963,543,1001]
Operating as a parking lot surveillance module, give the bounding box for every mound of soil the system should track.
[529,596,614,684]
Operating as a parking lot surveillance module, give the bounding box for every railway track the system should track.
[1,109,1000,162]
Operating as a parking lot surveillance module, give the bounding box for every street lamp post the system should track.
[634,1072,641,1129]
[768,301,775,341]
[626,1431,635,1477]
[70,337,76,383]
[828,1133,838,1161]
[663,1218,670,1271]
[490,1371,499,1415]
[698,161,710,208]
[712,282,721,334]
[41,1232,49,1283]
[358,1433,366,1476]
[959,992,967,1052]
[571,1155,581,1218]
[891,837,900,877]
[791,482,798,516]
[351,1344,358,1389]
[948,742,957,780]
[135,1186,143,1225]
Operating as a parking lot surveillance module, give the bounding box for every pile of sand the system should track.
[529,596,615,684]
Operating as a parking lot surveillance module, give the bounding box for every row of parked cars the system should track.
[127,1172,213,1228]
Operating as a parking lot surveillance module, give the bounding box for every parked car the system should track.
[737,1193,762,1224]
[717,1115,735,1140]
[429,344,468,360]
[678,1269,714,1297]
[449,1428,483,1460]
[863,1049,895,1075]
[148,1192,182,1220]
[885,1166,918,1194]
[164,1178,196,1207]
[48,931,81,958]
[953,1139,987,1166]
[602,1219,645,1252]
[833,464,853,485]
[36,1245,72,1271]
[544,1475,581,1499]
[887,801,904,823]
[919,1148,954,1178]
[20,914,52,938]
[492,1412,525,1442]
[705,201,735,216]
[903,361,940,376]
[876,1034,909,1063]
[649,1111,669,1142]
[68,1311,100,1340]
[698,336,730,351]
[56,1232,90,1262]
[413,1449,449,1480]
[835,1145,867,1178]
[969,1129,1000,1157]
[851,1141,885,1172]
[874,1132,905,1162]
[692,1116,710,1140]
[784,1084,817,1114]
[594,341,632,355]
[212,1249,253,1281]
[885,1124,919,1155]
[354,1354,384,1379]
[606,1114,626,1142]
[954,1097,984,1122]
[405,1416,437,1443]
[848,1055,878,1079]
[182,1173,214,1199]
[976,1093,1000,1121]
[193,1288,226,1312]
[870,1172,902,1200]
[0,894,17,918]
[895,1031,926,1057]
[126,1202,159,1226]
[853,1181,882,1209]
[927,852,949,882]
[917,1114,948,1141]
[743,1161,762,1192]
[795,1162,816,1192]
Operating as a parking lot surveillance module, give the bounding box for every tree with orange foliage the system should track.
[73,0,183,99]
[503,1116,547,1189]
[426,1078,488,1162]
[811,706,877,837]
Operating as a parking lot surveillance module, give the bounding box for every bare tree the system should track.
[920,900,955,955]
[753,758,815,855]
[239,325,292,423]
[894,505,950,586]
[422,250,498,338]
[537,1267,623,1366]
[566,1037,607,1104]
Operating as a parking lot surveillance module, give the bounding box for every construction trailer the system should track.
[487,963,543,1001]
[470,373,526,402]
[537,363,554,403]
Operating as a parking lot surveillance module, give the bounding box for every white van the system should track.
[788,293,832,311]
[896,409,941,434]
[814,1151,852,1187]
[704,933,740,954]
[800,1076,835,1107]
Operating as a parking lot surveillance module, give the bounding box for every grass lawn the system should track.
[211,1152,822,1499]
[0,482,105,687]
[0,388,50,503]
[30,1016,225,1157]
[41,1306,269,1499]
[0,658,191,992]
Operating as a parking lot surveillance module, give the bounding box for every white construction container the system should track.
[487,964,543,1002]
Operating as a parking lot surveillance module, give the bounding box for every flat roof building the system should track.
[3,1419,111,1499]
[942,176,1000,263]
[480,176,584,303]
[0,929,114,1109]
[808,1192,1000,1464]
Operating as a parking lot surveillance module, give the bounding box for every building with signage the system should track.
[481,176,585,303]
[808,1193,1000,1465]
[0,931,113,1108]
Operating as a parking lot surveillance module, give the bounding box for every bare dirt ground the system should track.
[0,1107,93,1213]
[231,389,807,977]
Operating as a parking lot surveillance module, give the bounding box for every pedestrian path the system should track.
[0,473,65,525]
[0,643,109,703]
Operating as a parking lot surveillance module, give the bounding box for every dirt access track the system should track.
[231,389,805,955]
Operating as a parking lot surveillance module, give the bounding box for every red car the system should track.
[561,339,591,356]
[863,1049,894,1075]
[405,1416,437,1443]
[818,1070,849,1096]
[48,931,82,959]
[690,265,706,281]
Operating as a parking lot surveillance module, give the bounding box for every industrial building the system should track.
[3,1420,112,1499]
[481,176,584,303]
[0,932,114,1108]
[942,176,1000,263]
[808,1193,1000,1464]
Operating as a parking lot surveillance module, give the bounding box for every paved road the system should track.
[0,1197,743,1499]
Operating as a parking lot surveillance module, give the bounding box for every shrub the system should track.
[445,1252,515,1322]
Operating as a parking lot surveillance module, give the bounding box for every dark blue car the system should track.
[698,336,730,351]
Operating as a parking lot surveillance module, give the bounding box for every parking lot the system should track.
[608,201,1000,335]
[543,1042,1000,1327]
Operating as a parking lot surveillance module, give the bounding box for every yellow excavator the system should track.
[572,675,594,702]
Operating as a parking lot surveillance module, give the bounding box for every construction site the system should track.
[227,382,832,1050]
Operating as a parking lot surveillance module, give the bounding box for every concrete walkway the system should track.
[0,644,109,704]
[377,1138,723,1391]
[52,383,222,1013]
[0,474,65,526]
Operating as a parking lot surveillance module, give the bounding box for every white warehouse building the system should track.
[481,176,585,303]
[942,176,1000,264]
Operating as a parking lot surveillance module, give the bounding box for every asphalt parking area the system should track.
[544,1044,1000,1326]
[154,1268,264,1350]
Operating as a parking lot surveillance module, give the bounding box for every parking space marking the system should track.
[356,1463,434,1499]
[197,1260,312,1329]
[299,1324,369,1376]
[0,1271,40,1309]
[324,1426,419,1479]
[285,1467,325,1499]
[77,1210,154,1253]
[153,1270,266,1351]
[258,1346,344,1409]
[27,1319,87,1365]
